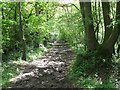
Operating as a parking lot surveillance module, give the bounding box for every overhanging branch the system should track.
[61,3,80,11]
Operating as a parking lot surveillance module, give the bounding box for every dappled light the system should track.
[1,1,120,89]
[7,42,76,88]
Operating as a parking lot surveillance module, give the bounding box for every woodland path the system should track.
[7,41,77,88]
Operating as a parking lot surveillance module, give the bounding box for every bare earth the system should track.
[7,41,77,88]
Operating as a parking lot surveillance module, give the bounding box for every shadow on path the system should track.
[7,41,76,88]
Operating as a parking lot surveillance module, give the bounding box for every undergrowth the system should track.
[68,48,120,88]
[2,45,48,88]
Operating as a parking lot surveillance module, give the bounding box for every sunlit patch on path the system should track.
[7,41,76,88]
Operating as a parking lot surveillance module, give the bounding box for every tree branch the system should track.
[61,3,80,11]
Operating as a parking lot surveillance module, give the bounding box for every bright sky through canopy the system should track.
[59,0,73,4]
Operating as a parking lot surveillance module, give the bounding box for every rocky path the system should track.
[7,41,77,88]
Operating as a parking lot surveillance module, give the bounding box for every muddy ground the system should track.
[7,41,78,88]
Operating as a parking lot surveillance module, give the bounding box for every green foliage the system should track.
[2,46,45,87]
[69,51,96,78]
[2,62,21,88]
[2,2,58,61]
[0,30,2,53]
[27,47,45,61]
[2,46,46,62]
[1,1,120,89]
[58,10,85,47]
[68,50,119,88]
[2,2,59,87]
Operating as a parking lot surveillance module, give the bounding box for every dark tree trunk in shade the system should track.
[102,2,112,42]
[35,2,39,16]
[97,1,120,58]
[18,2,27,60]
[80,2,99,51]
[80,1,120,58]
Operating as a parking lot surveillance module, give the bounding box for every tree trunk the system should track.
[116,1,120,34]
[14,3,18,50]
[18,2,27,60]
[82,2,99,51]
[2,7,5,19]
[79,2,87,50]
[35,2,39,16]
[98,1,120,58]
[102,1,112,42]
[102,2,114,53]
[101,1,116,56]
[79,1,120,58]
[116,1,120,58]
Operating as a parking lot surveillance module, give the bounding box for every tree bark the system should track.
[97,1,120,58]
[79,2,85,29]
[102,1,112,42]
[82,2,99,51]
[116,1,120,58]
[79,2,87,50]
[2,7,4,19]
[18,2,27,60]
[35,2,39,16]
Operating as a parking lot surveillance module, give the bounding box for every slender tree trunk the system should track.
[94,2,100,40]
[35,2,39,16]
[102,1,115,55]
[18,2,27,60]
[2,8,4,19]
[14,4,18,50]
[116,1,120,35]
[116,1,120,58]
[102,1,112,42]
[97,1,120,58]
[79,2,86,50]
